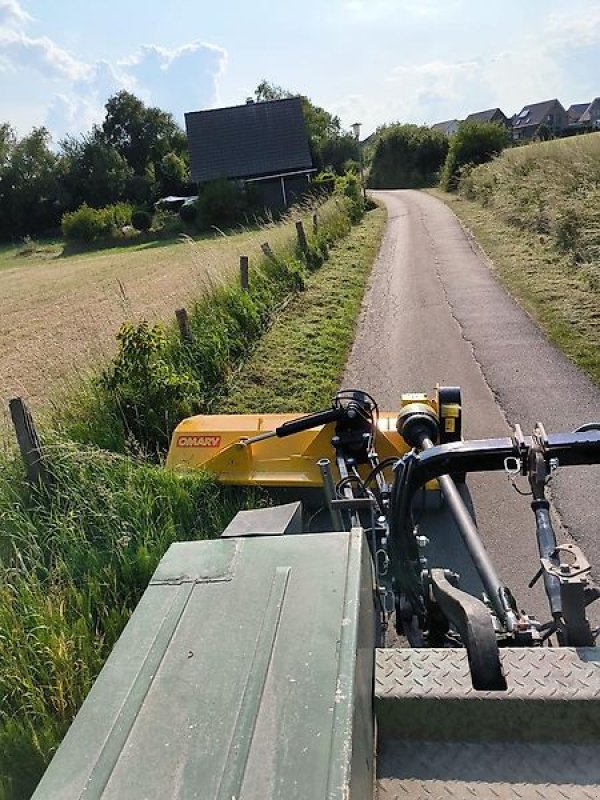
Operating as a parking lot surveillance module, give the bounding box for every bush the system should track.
[318,134,360,175]
[101,320,201,453]
[131,209,152,231]
[335,171,364,222]
[62,204,106,242]
[153,208,186,236]
[368,124,449,188]
[196,178,251,229]
[440,122,510,192]
[61,202,132,242]
[312,170,336,195]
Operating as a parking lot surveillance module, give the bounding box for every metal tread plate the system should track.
[376,647,600,700]
[377,740,600,799]
[375,647,600,742]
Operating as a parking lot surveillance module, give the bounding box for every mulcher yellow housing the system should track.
[166,390,461,487]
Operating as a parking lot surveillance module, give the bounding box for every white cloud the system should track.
[0,1,228,141]
[121,40,228,113]
[40,41,228,141]
[545,5,600,48]
[334,3,600,135]
[45,61,132,139]
[379,59,484,124]
[0,29,91,79]
[0,0,31,30]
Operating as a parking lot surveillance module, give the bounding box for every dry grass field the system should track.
[0,219,300,417]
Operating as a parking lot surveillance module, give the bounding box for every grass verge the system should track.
[220,205,387,412]
[432,189,600,386]
[55,196,358,454]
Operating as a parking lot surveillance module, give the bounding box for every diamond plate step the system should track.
[375,647,600,742]
[376,740,600,799]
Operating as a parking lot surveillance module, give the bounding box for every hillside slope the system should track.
[436,133,600,385]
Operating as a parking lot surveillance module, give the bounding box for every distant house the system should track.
[185,97,315,211]
[578,98,600,130]
[464,108,510,129]
[430,119,461,136]
[566,102,590,131]
[511,99,568,141]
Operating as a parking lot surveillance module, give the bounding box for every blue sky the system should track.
[2,0,600,143]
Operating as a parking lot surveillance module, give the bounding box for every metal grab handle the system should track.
[275,407,343,437]
[241,406,343,447]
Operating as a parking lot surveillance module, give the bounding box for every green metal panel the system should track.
[32,529,375,800]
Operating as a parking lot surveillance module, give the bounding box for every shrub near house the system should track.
[440,121,510,191]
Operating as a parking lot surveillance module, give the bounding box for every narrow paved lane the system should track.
[344,189,600,620]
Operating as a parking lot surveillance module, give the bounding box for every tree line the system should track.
[0,91,190,241]
[0,81,360,243]
[366,121,511,191]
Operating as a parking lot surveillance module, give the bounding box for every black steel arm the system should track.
[400,430,600,491]
[430,569,507,690]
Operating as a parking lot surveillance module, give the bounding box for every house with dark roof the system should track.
[430,119,461,136]
[579,98,600,130]
[185,97,315,211]
[464,108,510,129]
[566,102,590,131]
[511,99,568,141]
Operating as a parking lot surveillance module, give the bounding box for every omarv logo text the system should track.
[177,435,222,448]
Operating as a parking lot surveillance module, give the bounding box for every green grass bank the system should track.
[221,205,386,413]
[435,133,600,386]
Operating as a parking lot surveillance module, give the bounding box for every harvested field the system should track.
[0,219,300,416]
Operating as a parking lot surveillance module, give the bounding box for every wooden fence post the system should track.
[9,397,49,487]
[175,307,192,343]
[295,220,308,253]
[239,255,249,290]
[261,241,275,260]
[312,212,318,236]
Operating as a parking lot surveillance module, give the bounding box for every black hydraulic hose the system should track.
[421,437,518,630]
[531,499,562,617]
[389,453,426,615]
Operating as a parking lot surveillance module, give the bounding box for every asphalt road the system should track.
[343,189,600,623]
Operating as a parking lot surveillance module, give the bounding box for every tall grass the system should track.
[459,133,600,284]
[0,440,263,799]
